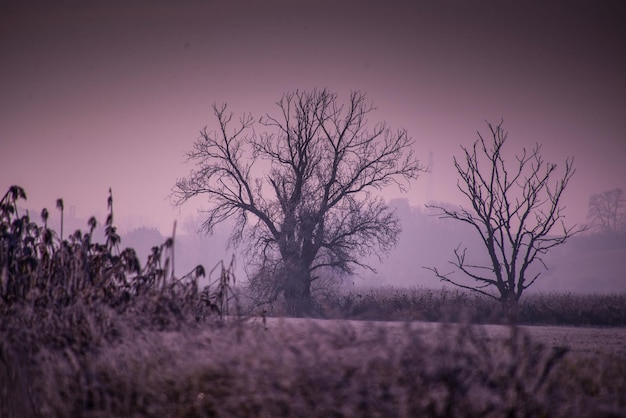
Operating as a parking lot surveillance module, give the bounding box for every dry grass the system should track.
[3,315,625,417]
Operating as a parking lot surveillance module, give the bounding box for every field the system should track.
[264,317,626,359]
[253,285,626,327]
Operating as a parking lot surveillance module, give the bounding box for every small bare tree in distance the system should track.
[587,188,626,234]
[173,89,423,315]
[426,121,583,319]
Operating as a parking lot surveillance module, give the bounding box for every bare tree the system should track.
[173,89,423,315]
[426,121,582,318]
[587,188,626,234]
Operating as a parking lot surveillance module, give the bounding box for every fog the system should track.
[124,198,626,294]
[26,195,623,295]
[3,0,624,295]
[366,199,626,294]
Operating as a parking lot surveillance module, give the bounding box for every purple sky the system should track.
[1,0,624,234]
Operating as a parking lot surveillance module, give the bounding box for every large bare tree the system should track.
[587,188,626,234]
[426,121,582,317]
[173,89,423,315]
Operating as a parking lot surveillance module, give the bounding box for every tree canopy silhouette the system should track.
[587,188,626,235]
[426,121,582,319]
[173,89,423,315]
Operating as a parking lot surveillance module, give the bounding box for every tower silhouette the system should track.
[426,151,434,203]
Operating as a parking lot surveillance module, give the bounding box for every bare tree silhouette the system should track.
[426,121,583,320]
[173,89,424,315]
[587,188,626,234]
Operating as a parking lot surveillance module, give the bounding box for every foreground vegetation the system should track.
[1,186,625,416]
[3,307,625,417]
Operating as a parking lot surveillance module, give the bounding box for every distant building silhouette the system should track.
[426,151,434,203]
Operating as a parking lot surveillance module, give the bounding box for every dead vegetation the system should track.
[1,186,624,417]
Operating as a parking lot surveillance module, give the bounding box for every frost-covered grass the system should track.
[3,312,625,417]
[2,186,625,416]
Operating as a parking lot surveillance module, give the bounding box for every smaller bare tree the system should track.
[426,121,583,318]
[587,188,626,234]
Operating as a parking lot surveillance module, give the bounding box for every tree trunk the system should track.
[501,296,519,324]
[282,260,313,317]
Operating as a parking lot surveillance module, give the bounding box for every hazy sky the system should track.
[1,0,624,234]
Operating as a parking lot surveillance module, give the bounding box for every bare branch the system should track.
[426,121,583,313]
[172,89,425,315]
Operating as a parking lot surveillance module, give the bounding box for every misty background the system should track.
[2,0,624,294]
[21,194,625,294]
